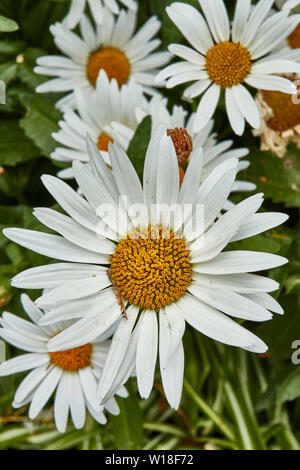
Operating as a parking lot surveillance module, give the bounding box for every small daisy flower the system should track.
[4,127,288,409]
[63,0,137,30]
[139,98,255,209]
[156,0,300,135]
[35,8,171,110]
[0,294,127,433]
[253,75,300,157]
[52,70,150,180]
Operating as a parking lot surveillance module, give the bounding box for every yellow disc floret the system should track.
[110,226,192,310]
[87,47,130,87]
[49,343,92,372]
[206,41,251,88]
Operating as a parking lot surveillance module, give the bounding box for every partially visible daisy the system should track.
[35,8,171,110]
[4,127,288,409]
[63,0,137,29]
[253,74,300,157]
[156,0,300,135]
[52,70,150,180]
[0,294,127,433]
[138,98,255,209]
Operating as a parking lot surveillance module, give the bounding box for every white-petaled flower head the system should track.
[51,70,151,180]
[156,0,300,135]
[34,8,172,110]
[3,127,288,410]
[0,294,127,433]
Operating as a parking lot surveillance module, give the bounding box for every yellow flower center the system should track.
[97,131,114,151]
[262,82,300,132]
[288,23,300,49]
[87,47,130,87]
[49,343,92,372]
[206,41,251,88]
[167,128,193,166]
[110,226,192,310]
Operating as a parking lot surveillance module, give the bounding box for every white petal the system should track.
[68,373,86,429]
[231,212,289,242]
[159,311,184,410]
[12,263,103,289]
[198,0,230,42]
[192,272,280,294]
[245,75,296,94]
[0,354,48,376]
[179,293,267,352]
[193,251,288,274]
[164,304,186,356]
[29,367,63,419]
[189,283,272,321]
[225,88,245,136]
[136,311,158,399]
[231,85,259,130]
[98,306,139,401]
[232,0,251,42]
[3,228,109,264]
[47,304,121,351]
[193,84,221,132]
[166,3,213,55]
[54,374,70,433]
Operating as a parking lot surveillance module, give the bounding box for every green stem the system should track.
[183,379,235,443]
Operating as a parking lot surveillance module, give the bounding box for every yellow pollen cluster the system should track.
[110,226,192,310]
[167,128,193,166]
[206,41,251,88]
[97,132,114,151]
[49,343,92,372]
[262,84,300,132]
[288,23,300,49]
[87,47,130,87]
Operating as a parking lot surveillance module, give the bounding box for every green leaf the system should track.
[0,120,40,166]
[0,15,18,32]
[20,94,61,157]
[240,145,300,208]
[278,367,300,404]
[109,387,143,450]
[257,294,300,359]
[285,274,300,294]
[127,116,152,181]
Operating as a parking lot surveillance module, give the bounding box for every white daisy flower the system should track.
[4,127,288,409]
[34,8,171,110]
[63,0,137,30]
[0,294,127,433]
[52,70,150,180]
[139,98,255,209]
[156,0,300,135]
